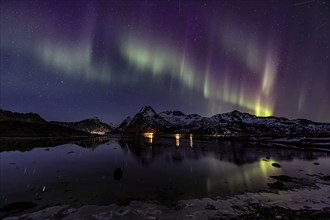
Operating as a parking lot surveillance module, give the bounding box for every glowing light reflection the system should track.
[189,134,193,148]
[175,134,180,147]
[258,158,281,178]
[90,131,105,135]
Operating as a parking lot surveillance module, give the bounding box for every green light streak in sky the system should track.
[121,37,200,90]
[120,34,275,116]
[39,41,111,83]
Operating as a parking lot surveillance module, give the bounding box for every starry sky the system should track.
[1,0,329,123]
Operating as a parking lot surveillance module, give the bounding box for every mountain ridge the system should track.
[0,109,113,137]
[0,109,46,123]
[1,107,329,137]
[116,106,330,136]
[51,118,114,134]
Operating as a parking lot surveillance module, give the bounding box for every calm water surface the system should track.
[1,135,329,208]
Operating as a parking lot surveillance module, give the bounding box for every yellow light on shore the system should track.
[143,132,153,138]
[144,132,153,144]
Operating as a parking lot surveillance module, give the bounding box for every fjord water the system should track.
[1,135,329,208]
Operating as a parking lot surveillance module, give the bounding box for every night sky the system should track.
[1,0,329,124]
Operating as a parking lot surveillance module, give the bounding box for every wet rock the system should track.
[183,203,193,208]
[241,205,330,219]
[163,200,185,210]
[113,168,123,180]
[205,203,217,210]
[272,163,282,168]
[320,176,330,181]
[0,201,36,213]
[270,175,298,182]
[306,174,319,177]
[268,181,285,190]
[268,175,315,190]
[115,207,130,216]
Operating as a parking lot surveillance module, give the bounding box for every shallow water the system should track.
[1,135,329,209]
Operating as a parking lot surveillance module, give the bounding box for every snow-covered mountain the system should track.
[116,106,330,136]
[52,117,114,134]
[116,106,172,133]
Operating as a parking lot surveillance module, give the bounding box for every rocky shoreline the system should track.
[2,174,329,220]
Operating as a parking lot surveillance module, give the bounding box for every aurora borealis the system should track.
[0,0,329,123]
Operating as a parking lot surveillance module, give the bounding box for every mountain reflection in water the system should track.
[1,135,329,209]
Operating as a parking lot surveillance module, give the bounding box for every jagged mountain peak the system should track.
[160,110,186,116]
[91,116,100,121]
[139,105,154,111]
[118,116,131,126]
[138,106,156,116]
